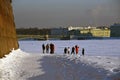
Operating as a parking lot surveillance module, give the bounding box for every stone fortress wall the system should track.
[0,0,18,58]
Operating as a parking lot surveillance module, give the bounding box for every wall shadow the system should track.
[27,55,117,80]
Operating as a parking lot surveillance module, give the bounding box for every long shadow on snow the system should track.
[27,55,117,80]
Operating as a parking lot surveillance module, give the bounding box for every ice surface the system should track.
[0,40,120,80]
[19,40,120,56]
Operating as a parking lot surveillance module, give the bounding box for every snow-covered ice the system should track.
[19,40,120,56]
[0,49,120,80]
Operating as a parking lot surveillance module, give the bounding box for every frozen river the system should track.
[19,39,120,56]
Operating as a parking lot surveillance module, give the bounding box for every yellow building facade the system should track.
[80,29,110,37]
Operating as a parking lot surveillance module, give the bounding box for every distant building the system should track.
[51,28,68,36]
[50,26,110,40]
[68,26,84,30]
[110,23,120,37]
[80,29,110,37]
[68,26,110,38]
[68,26,96,31]
[91,29,110,37]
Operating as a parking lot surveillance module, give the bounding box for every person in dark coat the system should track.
[71,47,75,54]
[42,44,45,53]
[50,43,55,54]
[64,47,67,54]
[82,48,85,56]
[46,44,49,53]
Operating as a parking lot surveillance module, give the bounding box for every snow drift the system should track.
[0,49,120,80]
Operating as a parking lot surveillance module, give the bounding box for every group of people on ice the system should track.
[42,43,55,54]
[42,43,85,56]
[64,45,85,56]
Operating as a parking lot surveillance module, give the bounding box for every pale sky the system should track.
[12,0,120,28]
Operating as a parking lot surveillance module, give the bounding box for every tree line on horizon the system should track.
[16,28,51,35]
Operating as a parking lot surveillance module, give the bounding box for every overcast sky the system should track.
[12,0,120,28]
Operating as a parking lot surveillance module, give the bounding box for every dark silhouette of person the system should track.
[82,48,85,56]
[50,43,55,54]
[71,47,75,54]
[42,44,45,53]
[64,47,67,54]
[46,44,49,53]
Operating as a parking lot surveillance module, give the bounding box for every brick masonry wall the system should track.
[0,0,18,58]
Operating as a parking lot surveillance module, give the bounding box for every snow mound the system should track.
[0,49,120,80]
[0,49,29,80]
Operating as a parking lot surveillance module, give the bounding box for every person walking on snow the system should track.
[75,45,79,55]
[67,47,70,54]
[64,47,67,54]
[42,44,45,53]
[71,47,75,54]
[50,43,55,54]
[82,48,85,56]
[46,44,49,53]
